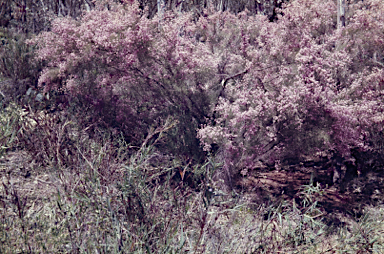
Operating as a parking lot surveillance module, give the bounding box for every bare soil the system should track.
[235,163,384,220]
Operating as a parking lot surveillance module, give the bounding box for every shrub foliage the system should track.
[30,0,384,172]
[198,0,384,171]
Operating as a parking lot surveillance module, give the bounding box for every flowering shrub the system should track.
[198,0,384,171]
[30,1,217,158]
[32,0,384,172]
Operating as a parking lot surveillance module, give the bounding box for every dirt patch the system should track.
[235,163,384,217]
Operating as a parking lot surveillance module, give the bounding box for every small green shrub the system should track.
[0,28,42,107]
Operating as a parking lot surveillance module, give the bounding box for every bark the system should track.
[337,0,345,29]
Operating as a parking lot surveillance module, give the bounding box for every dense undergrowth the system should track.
[0,100,383,253]
[1,0,384,253]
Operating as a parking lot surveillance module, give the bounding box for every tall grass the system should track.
[1,103,384,253]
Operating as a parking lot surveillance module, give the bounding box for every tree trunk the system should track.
[337,0,345,29]
[157,0,165,17]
